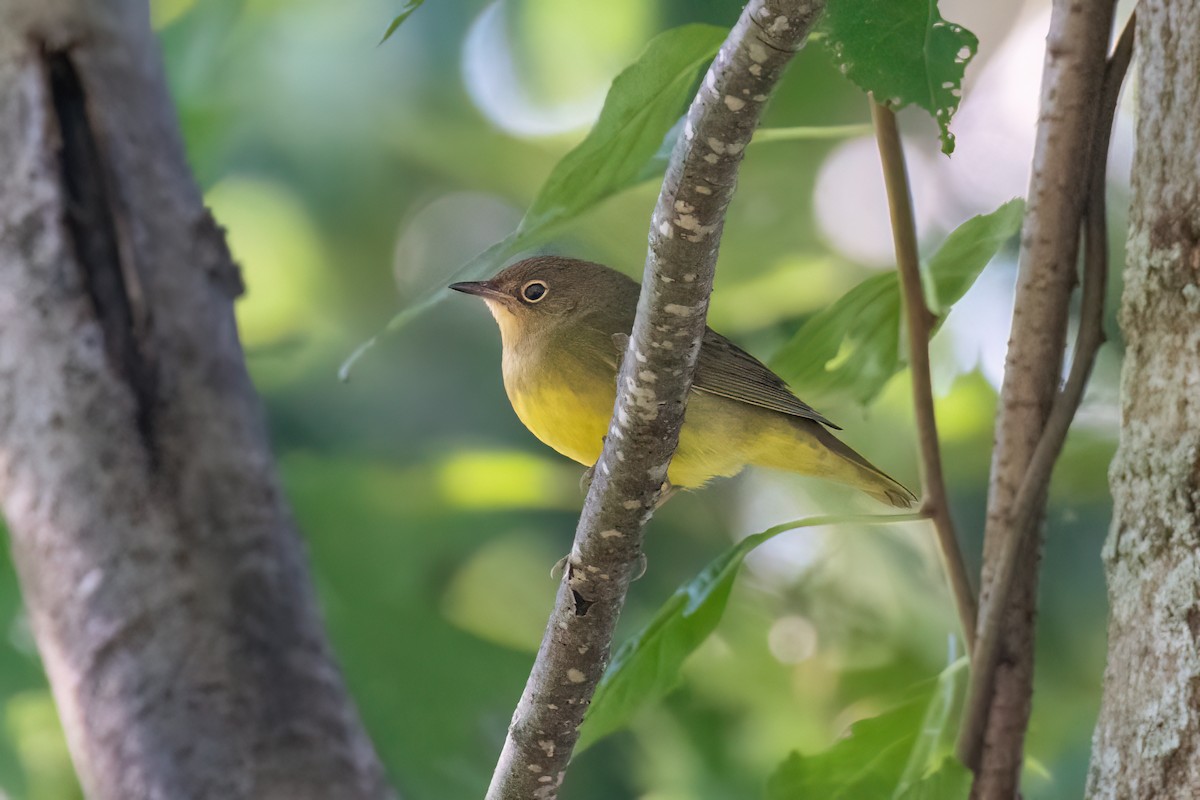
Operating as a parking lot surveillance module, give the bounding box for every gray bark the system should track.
[485,2,825,798]
[1087,2,1200,797]
[0,2,393,798]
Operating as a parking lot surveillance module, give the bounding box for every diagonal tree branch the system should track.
[870,100,978,650]
[485,2,825,798]
[958,11,1133,775]
[954,0,1118,794]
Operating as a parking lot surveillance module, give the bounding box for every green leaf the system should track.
[895,758,972,800]
[380,0,425,45]
[764,659,968,800]
[575,512,925,752]
[821,0,978,154]
[520,24,726,235]
[770,198,1024,406]
[342,24,725,379]
[920,198,1025,314]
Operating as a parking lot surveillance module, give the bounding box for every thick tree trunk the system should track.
[0,2,393,799]
[1087,3,1200,797]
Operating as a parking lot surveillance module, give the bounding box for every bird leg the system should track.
[612,332,630,363]
[551,551,647,582]
[654,480,677,509]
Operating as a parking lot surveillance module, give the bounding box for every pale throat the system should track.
[484,299,536,377]
[483,299,522,346]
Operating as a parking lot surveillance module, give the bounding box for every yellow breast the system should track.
[487,300,762,489]
[491,305,616,468]
[504,355,616,468]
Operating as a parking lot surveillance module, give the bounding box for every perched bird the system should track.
[451,256,915,508]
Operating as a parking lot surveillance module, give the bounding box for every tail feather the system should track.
[812,425,917,509]
[743,413,918,508]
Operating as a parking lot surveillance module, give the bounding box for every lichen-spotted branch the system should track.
[484,2,825,798]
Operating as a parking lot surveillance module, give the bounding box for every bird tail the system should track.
[811,425,917,509]
[753,419,918,509]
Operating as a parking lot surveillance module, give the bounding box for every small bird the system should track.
[451,256,915,508]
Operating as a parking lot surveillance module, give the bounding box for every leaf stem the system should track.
[752,124,874,143]
[869,99,978,650]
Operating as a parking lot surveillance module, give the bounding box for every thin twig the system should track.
[870,100,978,649]
[484,3,826,798]
[957,10,1134,773]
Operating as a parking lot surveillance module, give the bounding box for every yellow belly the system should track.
[498,338,908,504]
[503,356,760,489]
[507,378,613,468]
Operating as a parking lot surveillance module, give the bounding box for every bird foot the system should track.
[550,555,570,581]
[654,481,677,509]
[551,552,647,581]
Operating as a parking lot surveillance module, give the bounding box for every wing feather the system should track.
[694,329,840,429]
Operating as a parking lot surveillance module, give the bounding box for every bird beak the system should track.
[449,281,509,303]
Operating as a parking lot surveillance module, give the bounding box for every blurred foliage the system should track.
[380,0,426,44]
[772,199,1023,406]
[765,659,968,799]
[341,22,727,378]
[0,0,1124,798]
[580,513,923,753]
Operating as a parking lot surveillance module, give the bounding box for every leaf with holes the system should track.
[770,198,1024,406]
[821,0,978,154]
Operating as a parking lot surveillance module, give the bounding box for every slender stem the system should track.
[957,11,1134,771]
[484,3,826,798]
[752,124,874,143]
[870,100,978,650]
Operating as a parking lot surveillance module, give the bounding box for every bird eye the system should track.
[521,280,548,303]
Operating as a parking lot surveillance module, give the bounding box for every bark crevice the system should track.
[45,47,157,453]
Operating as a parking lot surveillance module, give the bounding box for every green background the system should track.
[0,0,1126,797]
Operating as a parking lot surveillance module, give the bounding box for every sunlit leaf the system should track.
[380,0,425,45]
[895,758,972,800]
[771,199,1024,406]
[821,0,978,154]
[343,24,725,378]
[920,199,1025,314]
[521,23,726,234]
[896,643,964,794]
[575,513,924,752]
[764,659,968,800]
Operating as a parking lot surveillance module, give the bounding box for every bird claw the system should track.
[580,437,609,494]
[552,553,646,581]
[550,555,569,581]
[654,481,677,509]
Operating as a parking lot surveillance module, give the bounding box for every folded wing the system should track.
[693,329,840,429]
